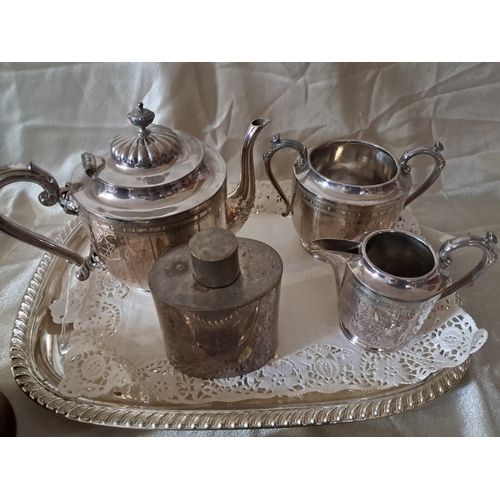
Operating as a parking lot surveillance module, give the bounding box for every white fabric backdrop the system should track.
[1,62,499,436]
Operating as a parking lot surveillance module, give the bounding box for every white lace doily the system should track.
[48,181,487,405]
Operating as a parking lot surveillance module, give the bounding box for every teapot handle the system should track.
[263,134,308,217]
[401,141,446,206]
[0,163,100,281]
[439,232,498,299]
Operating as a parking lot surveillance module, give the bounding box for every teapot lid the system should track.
[70,103,226,220]
[110,102,181,169]
[90,102,205,190]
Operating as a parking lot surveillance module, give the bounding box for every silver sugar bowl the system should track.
[0,103,270,289]
[308,229,497,352]
[149,227,283,379]
[264,136,446,245]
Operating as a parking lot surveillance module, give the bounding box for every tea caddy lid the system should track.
[70,103,226,219]
[148,228,283,311]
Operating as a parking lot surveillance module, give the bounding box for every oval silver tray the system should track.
[9,217,469,430]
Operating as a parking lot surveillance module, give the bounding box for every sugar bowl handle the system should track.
[0,162,100,281]
[439,232,498,298]
[263,134,308,217]
[401,141,446,206]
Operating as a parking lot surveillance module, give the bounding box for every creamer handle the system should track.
[439,232,498,299]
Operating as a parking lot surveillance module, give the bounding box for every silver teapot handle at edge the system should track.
[401,141,446,206]
[263,134,308,217]
[0,162,101,281]
[438,232,498,299]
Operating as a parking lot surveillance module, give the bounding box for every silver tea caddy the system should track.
[149,227,283,379]
[264,136,446,244]
[0,103,270,289]
[308,229,497,352]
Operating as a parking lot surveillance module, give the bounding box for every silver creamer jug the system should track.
[308,229,497,352]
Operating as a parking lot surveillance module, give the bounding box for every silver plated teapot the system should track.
[307,229,497,352]
[264,136,446,245]
[0,103,270,289]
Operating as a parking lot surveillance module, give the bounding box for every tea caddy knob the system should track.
[189,228,240,288]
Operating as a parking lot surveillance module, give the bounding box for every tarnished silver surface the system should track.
[149,229,283,378]
[308,229,498,352]
[9,219,471,429]
[264,137,446,243]
[0,104,270,288]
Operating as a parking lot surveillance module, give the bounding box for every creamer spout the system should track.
[307,238,361,294]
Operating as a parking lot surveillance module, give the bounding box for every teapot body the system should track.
[71,136,228,289]
[78,184,227,289]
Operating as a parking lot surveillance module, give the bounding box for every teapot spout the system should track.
[307,238,361,294]
[226,118,270,232]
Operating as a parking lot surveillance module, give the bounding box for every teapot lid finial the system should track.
[127,102,155,131]
[111,102,181,169]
